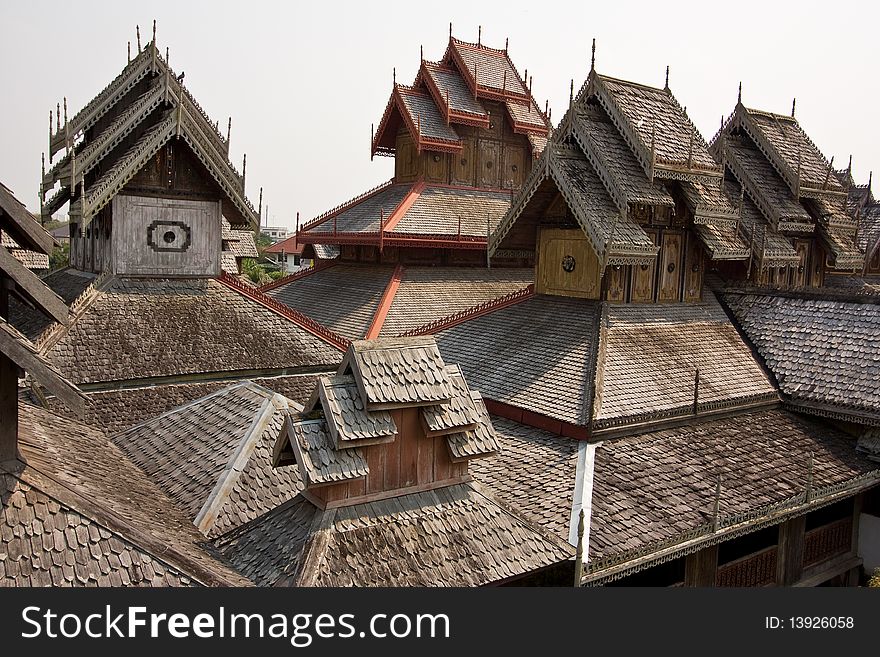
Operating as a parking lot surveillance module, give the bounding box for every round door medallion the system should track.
[562,255,576,272]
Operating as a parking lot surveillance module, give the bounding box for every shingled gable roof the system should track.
[578,71,721,181]
[3,402,250,586]
[111,382,303,539]
[42,39,257,228]
[0,182,55,255]
[372,84,463,157]
[730,104,846,199]
[490,143,659,266]
[1,233,50,270]
[221,218,258,258]
[723,290,880,425]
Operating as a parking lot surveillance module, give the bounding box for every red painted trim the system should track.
[420,61,490,130]
[217,272,350,352]
[383,180,425,232]
[483,398,589,440]
[448,39,530,103]
[398,284,534,336]
[364,264,404,339]
[256,261,336,293]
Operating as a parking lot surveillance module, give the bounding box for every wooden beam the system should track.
[0,184,56,254]
[0,318,85,413]
[0,249,69,325]
[775,515,806,585]
[684,544,718,586]
[0,353,19,462]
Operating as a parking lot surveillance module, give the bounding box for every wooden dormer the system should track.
[273,337,499,509]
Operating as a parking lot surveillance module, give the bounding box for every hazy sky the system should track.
[2,1,877,228]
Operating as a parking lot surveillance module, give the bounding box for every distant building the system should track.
[261,226,289,242]
[49,223,70,244]
[264,233,311,273]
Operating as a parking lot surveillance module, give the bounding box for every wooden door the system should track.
[683,231,704,302]
[502,145,526,189]
[451,137,476,186]
[630,228,658,303]
[478,140,501,188]
[792,240,810,287]
[657,230,683,302]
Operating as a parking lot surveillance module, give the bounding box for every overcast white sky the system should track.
[2,1,877,228]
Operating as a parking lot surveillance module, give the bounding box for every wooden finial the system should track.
[545,99,549,115]
[737,81,742,104]
[664,65,669,90]
[529,75,533,95]
[152,19,156,44]
[370,123,374,161]
[569,79,574,105]
[136,24,141,52]
[721,115,724,132]
[296,211,300,234]
[393,67,396,85]
[127,41,131,63]
[166,46,169,62]
[591,38,596,72]
[505,37,509,52]
[791,97,796,118]
[822,156,835,190]
[478,25,481,46]
[420,44,423,61]
[847,154,852,175]
[869,170,873,191]
[56,103,60,131]
[241,153,247,189]
[227,117,232,144]
[258,187,262,216]
[573,508,585,586]
[449,22,452,39]
[524,68,528,84]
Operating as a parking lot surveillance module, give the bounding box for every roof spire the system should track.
[257,187,263,218]
[664,65,669,91]
[822,156,835,190]
[136,24,141,53]
[393,67,396,85]
[449,22,452,39]
[420,44,423,61]
[56,103,60,131]
[847,153,852,175]
[370,123,374,161]
[737,81,742,105]
[869,170,873,192]
[478,25,481,46]
[791,97,796,118]
[296,211,300,235]
[505,37,509,52]
[241,153,247,191]
[152,19,156,47]
[227,117,232,145]
[127,41,131,64]
[151,20,157,71]
[166,46,169,62]
[569,79,574,107]
[590,38,596,72]
[529,75,533,96]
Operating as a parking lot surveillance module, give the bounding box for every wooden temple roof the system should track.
[41,40,258,228]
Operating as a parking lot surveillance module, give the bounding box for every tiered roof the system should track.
[712,102,864,271]
[492,68,752,267]
[41,36,258,228]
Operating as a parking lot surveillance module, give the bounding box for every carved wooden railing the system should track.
[803,517,852,568]
[300,180,395,232]
[217,272,350,351]
[716,546,777,587]
[398,284,535,336]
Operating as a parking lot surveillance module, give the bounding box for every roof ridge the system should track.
[193,394,286,535]
[364,264,405,339]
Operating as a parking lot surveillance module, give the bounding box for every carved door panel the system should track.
[502,145,525,189]
[792,239,810,287]
[425,151,446,183]
[395,133,417,181]
[658,230,683,302]
[536,228,600,299]
[451,138,476,186]
[630,228,658,303]
[809,241,826,287]
[683,231,704,302]
[605,264,627,302]
[478,140,501,188]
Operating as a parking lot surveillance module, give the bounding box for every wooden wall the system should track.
[111,195,221,276]
[312,406,468,508]
[535,228,601,299]
[394,101,532,190]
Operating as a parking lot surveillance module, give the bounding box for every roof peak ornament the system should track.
[127,41,131,64]
[737,81,742,105]
[478,25,481,47]
[136,24,141,53]
[590,38,596,72]
[791,97,796,118]
[664,65,669,91]
[449,22,452,39]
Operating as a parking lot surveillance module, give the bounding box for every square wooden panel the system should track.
[394,132,417,180]
[536,228,601,299]
[657,230,683,302]
[630,228,658,303]
[604,264,628,302]
[424,150,447,183]
[502,145,526,190]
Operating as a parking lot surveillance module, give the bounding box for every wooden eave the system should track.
[0,247,68,325]
[0,185,55,254]
[445,38,531,104]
